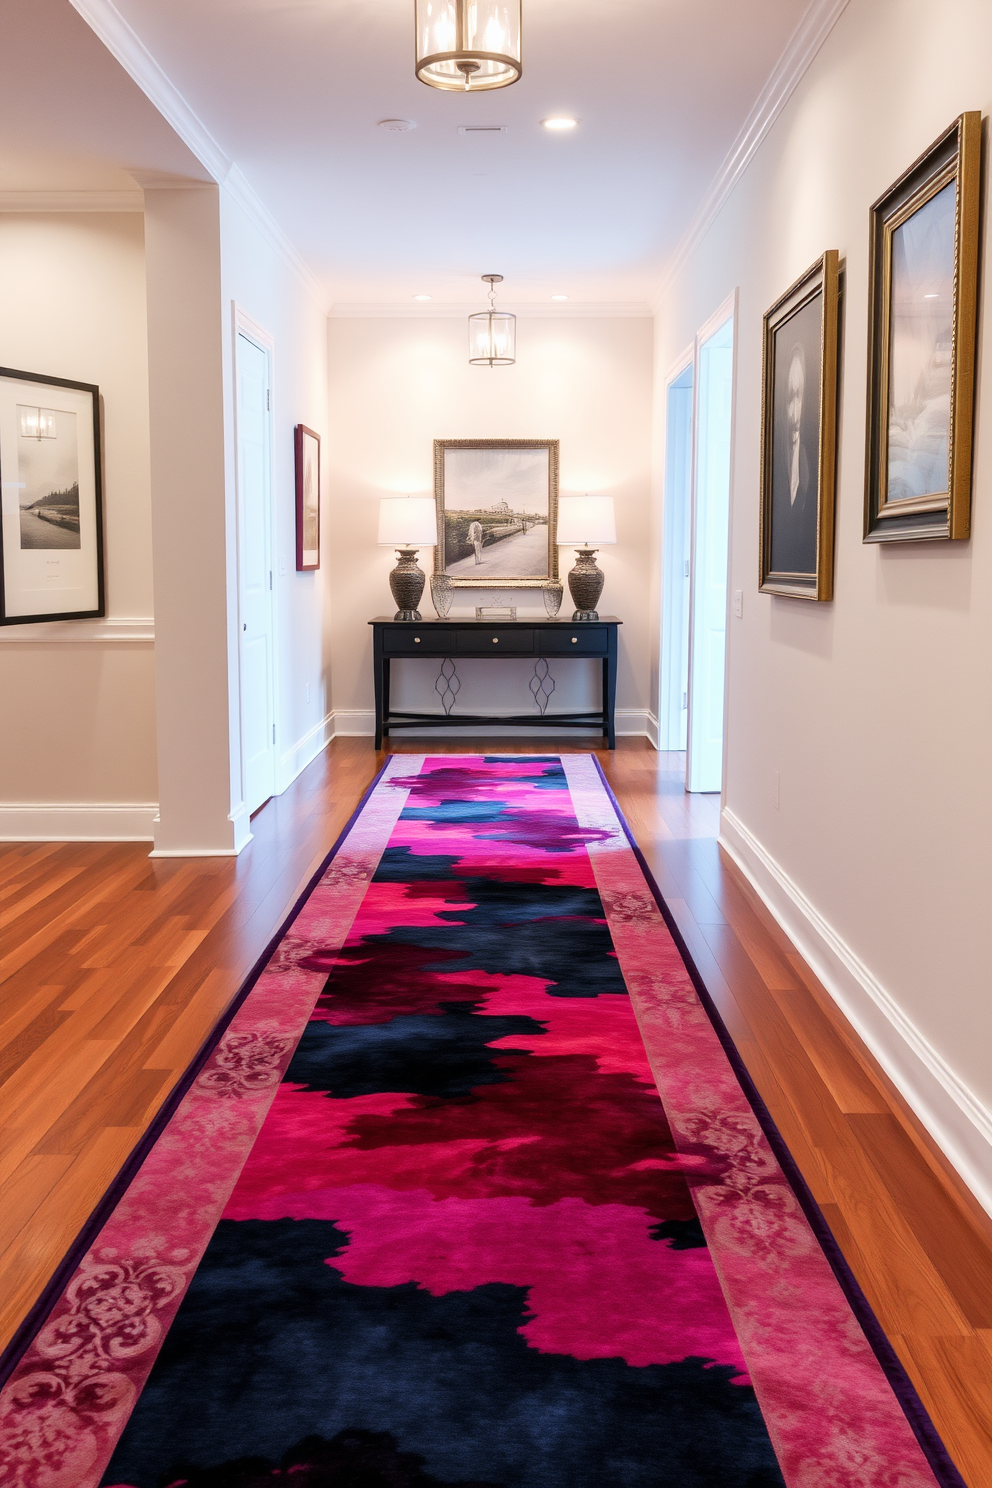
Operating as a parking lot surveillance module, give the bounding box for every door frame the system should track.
[685,289,738,795]
[659,344,695,751]
[232,303,277,818]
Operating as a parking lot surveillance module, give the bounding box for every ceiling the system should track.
[3,0,814,307]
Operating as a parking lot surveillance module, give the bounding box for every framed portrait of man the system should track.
[864,112,981,542]
[759,251,840,600]
[433,438,559,587]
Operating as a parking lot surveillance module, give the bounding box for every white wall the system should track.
[0,212,157,838]
[219,191,330,792]
[653,0,992,1210]
[326,314,654,736]
[143,183,331,856]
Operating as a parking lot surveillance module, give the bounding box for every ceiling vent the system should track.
[458,126,508,135]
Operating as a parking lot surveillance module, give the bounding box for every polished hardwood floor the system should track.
[1,737,990,1482]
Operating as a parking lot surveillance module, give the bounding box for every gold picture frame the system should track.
[759,251,840,600]
[864,112,982,542]
[433,438,559,588]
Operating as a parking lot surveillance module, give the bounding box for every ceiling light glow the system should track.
[543,117,577,131]
[414,294,432,301]
[550,294,568,301]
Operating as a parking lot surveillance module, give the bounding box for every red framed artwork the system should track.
[295,424,320,571]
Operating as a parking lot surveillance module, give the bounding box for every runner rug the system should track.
[0,756,959,1488]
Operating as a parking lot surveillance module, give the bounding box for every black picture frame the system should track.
[759,252,840,601]
[0,366,104,625]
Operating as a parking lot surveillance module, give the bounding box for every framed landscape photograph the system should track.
[865,111,981,542]
[759,251,840,600]
[295,424,321,570]
[0,367,104,625]
[433,438,559,588]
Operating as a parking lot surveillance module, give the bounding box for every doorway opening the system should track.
[659,358,693,750]
[660,296,736,793]
[235,319,276,817]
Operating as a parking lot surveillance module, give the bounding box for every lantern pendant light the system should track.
[415,0,522,92]
[468,275,516,366]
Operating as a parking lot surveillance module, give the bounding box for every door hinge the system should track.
[684,558,690,578]
[266,388,271,411]
[272,723,276,744]
[269,570,273,590]
[682,691,688,710]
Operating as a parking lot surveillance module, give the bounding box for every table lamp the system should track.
[556,495,616,620]
[378,497,438,620]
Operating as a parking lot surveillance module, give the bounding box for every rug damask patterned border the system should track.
[0,755,964,1488]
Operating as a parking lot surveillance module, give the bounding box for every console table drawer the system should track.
[456,628,534,654]
[539,626,608,655]
[382,630,452,655]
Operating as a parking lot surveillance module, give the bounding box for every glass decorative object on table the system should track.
[430,572,453,618]
[542,579,564,617]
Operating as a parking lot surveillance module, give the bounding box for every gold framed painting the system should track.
[433,438,559,588]
[864,112,982,542]
[759,251,840,600]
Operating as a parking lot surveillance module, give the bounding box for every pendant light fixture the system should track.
[415,0,521,92]
[468,275,516,366]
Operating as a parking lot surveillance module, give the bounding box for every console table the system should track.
[370,616,622,749]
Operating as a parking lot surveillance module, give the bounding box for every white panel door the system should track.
[686,312,734,793]
[236,330,275,815]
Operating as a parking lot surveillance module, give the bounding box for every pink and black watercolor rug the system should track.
[0,756,965,1488]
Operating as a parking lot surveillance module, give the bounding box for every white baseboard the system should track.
[720,806,992,1219]
[278,711,334,787]
[0,802,159,841]
[327,708,656,741]
[328,709,376,738]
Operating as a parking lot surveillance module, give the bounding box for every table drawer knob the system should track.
[492,637,499,644]
[571,636,578,643]
[414,637,421,643]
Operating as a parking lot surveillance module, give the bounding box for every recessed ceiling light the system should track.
[413,294,432,301]
[550,294,568,301]
[378,118,415,132]
[542,117,577,131]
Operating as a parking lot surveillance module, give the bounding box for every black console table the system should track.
[370,616,622,749]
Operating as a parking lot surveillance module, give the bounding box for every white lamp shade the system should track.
[377,497,437,547]
[556,495,616,546]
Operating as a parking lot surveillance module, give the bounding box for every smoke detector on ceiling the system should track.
[378,119,416,132]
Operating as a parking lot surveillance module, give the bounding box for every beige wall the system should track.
[653,0,992,1208]
[326,314,654,733]
[0,212,157,824]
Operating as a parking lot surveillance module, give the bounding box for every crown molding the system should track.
[66,0,230,182]
[222,167,329,313]
[329,301,652,320]
[0,189,144,212]
[66,0,328,311]
[654,0,851,308]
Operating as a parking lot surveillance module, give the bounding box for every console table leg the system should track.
[373,638,385,749]
[603,651,617,749]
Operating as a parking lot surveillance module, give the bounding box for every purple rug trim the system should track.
[590,755,967,1488]
[0,758,392,1394]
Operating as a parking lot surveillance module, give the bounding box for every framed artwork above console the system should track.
[434,438,559,588]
